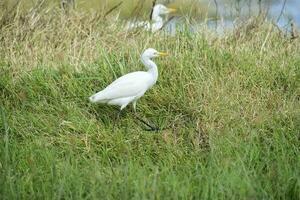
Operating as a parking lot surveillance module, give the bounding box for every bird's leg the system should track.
[134,113,160,131]
[112,109,122,132]
[131,102,159,131]
[132,101,137,113]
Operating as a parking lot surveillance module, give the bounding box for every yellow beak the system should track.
[168,8,177,13]
[158,52,168,56]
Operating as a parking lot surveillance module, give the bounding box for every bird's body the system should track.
[90,71,153,110]
[89,48,167,111]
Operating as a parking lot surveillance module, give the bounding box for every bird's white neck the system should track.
[141,55,158,84]
[152,14,163,23]
[151,15,164,32]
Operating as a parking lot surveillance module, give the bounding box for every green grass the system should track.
[0,5,300,200]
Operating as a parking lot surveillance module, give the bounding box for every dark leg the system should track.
[134,113,160,131]
[112,109,122,132]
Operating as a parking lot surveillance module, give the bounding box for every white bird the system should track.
[126,4,176,33]
[89,48,168,112]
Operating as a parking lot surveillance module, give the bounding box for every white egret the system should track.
[151,4,177,32]
[126,4,176,33]
[89,48,168,130]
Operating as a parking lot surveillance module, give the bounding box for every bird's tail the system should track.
[89,91,107,103]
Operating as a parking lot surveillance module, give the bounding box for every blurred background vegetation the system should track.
[0,0,293,17]
[1,0,299,28]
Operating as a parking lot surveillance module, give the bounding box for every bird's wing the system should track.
[93,72,152,101]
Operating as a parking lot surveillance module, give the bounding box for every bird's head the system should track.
[142,48,168,59]
[152,4,176,17]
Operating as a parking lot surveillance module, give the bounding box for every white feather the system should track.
[89,48,165,111]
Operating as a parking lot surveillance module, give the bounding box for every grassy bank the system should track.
[0,5,300,200]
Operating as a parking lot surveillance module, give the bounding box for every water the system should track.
[270,0,300,28]
[163,0,300,36]
[205,0,300,33]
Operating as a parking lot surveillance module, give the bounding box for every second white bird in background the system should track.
[126,4,176,33]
